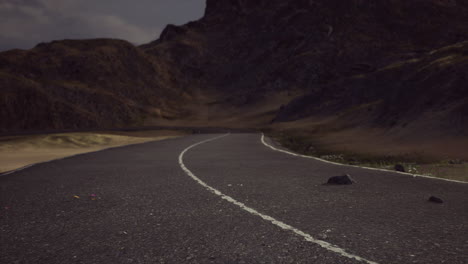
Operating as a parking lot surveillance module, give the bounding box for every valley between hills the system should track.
[1,0,468,180]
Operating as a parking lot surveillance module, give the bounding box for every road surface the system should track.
[1,133,467,263]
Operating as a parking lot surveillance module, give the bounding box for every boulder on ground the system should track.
[394,164,405,172]
[448,159,463,165]
[327,174,355,185]
[428,196,444,203]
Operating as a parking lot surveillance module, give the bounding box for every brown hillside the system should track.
[275,41,468,136]
[142,0,468,101]
[0,39,186,132]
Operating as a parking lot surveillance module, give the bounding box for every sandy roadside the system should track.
[0,130,186,174]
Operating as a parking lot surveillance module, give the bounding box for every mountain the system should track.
[141,0,468,133]
[275,41,468,136]
[1,0,468,136]
[0,39,187,132]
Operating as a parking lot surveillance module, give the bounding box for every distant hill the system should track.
[0,39,187,132]
[1,0,468,135]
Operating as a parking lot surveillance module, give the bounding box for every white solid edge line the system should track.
[178,133,380,264]
[260,133,467,184]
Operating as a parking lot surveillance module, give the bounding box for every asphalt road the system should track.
[1,133,467,264]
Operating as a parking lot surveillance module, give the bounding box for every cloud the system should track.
[78,14,159,44]
[0,2,48,40]
[0,0,204,51]
[36,0,78,12]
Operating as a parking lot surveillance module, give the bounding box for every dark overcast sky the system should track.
[0,0,206,51]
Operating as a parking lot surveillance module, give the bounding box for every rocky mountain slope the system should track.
[275,41,468,136]
[1,0,468,135]
[144,0,468,98]
[0,39,187,132]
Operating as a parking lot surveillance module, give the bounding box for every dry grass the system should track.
[0,130,186,173]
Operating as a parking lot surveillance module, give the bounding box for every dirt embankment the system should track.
[267,124,468,182]
[0,130,186,174]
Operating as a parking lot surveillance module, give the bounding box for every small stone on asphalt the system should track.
[326,174,355,185]
[428,196,444,203]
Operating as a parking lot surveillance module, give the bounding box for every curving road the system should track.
[1,133,467,264]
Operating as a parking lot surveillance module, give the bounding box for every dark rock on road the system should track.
[326,174,356,185]
[428,196,444,204]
